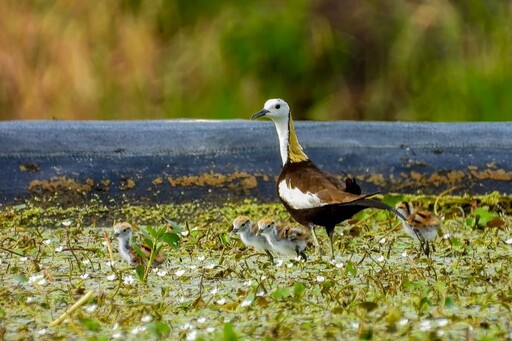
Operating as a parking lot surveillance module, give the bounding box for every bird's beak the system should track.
[114,232,120,238]
[251,109,270,120]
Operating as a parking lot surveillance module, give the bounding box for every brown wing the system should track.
[283,161,370,205]
[139,243,165,264]
[287,226,310,241]
[275,223,289,240]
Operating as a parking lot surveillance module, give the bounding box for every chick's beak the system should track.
[251,109,270,120]
[113,232,120,238]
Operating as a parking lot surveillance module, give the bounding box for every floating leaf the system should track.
[147,321,170,338]
[79,318,100,331]
[223,322,238,341]
[135,265,145,281]
[14,274,28,283]
[271,287,291,300]
[345,261,357,276]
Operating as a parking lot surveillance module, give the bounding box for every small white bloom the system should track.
[436,318,449,327]
[401,251,407,258]
[178,297,187,303]
[241,298,252,307]
[102,241,108,246]
[216,298,226,305]
[82,259,91,265]
[186,329,197,341]
[62,220,72,226]
[37,329,48,335]
[419,320,431,331]
[205,263,215,270]
[123,275,135,286]
[243,280,252,286]
[26,296,36,303]
[286,262,294,268]
[197,256,205,261]
[107,274,116,281]
[316,276,325,283]
[112,333,123,339]
[28,274,46,285]
[197,317,206,324]
[141,315,152,323]
[181,231,189,236]
[206,327,215,333]
[189,265,197,270]
[157,270,168,277]
[443,233,451,240]
[224,318,231,323]
[105,261,115,267]
[261,275,267,280]
[377,255,385,262]
[256,291,265,297]
[80,273,90,280]
[397,318,409,327]
[43,239,52,245]
[275,259,284,267]
[210,287,218,295]
[506,238,512,245]
[113,323,119,330]
[335,262,344,269]
[131,326,146,334]
[85,304,97,313]
[181,323,193,331]
[55,246,64,253]
[175,269,186,277]
[379,237,386,244]
[20,257,29,262]
[351,321,359,329]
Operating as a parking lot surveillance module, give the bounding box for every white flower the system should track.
[28,274,46,286]
[379,237,386,244]
[286,262,294,268]
[351,321,359,329]
[443,233,451,240]
[186,329,197,341]
[189,265,197,270]
[20,257,29,262]
[197,317,206,324]
[419,320,432,331]
[240,298,252,307]
[335,262,344,269]
[105,261,115,267]
[206,327,215,333]
[55,246,64,253]
[197,256,205,261]
[205,263,215,270]
[436,318,449,327]
[506,238,512,245]
[80,273,90,280]
[102,241,108,246]
[377,255,385,262]
[243,280,252,287]
[210,287,218,295]
[401,251,407,258]
[112,323,119,330]
[131,326,146,334]
[181,323,193,331]
[107,274,116,281]
[157,270,168,277]
[175,269,186,277]
[181,231,189,236]
[26,296,36,303]
[316,276,325,283]
[275,259,284,267]
[178,297,187,303]
[37,329,48,335]
[112,333,123,339]
[62,220,72,227]
[397,318,409,327]
[141,315,152,323]
[82,259,91,265]
[85,304,97,313]
[43,239,52,245]
[261,275,267,280]
[216,298,226,305]
[123,275,135,286]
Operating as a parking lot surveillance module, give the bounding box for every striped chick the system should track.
[256,217,310,261]
[113,222,165,267]
[232,216,274,262]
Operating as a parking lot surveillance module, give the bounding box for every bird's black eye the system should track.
[275,104,281,109]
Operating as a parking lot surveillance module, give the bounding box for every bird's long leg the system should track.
[265,250,274,263]
[309,223,323,255]
[413,229,428,257]
[326,227,335,260]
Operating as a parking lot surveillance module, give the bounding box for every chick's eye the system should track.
[275,104,281,109]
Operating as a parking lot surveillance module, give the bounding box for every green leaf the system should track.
[147,321,170,337]
[359,301,378,312]
[223,322,238,341]
[79,318,100,331]
[132,244,146,260]
[135,264,145,281]
[14,274,28,283]
[345,261,357,276]
[271,287,291,300]
[293,282,306,297]
[162,233,180,249]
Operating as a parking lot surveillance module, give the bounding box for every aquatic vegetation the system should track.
[0,194,511,339]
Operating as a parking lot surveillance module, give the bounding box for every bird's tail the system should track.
[346,198,407,221]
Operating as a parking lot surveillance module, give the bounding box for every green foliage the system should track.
[2,2,512,121]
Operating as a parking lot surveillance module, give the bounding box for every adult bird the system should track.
[251,98,405,258]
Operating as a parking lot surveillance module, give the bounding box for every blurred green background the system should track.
[1,0,511,121]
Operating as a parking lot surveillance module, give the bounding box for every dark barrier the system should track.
[1,120,511,205]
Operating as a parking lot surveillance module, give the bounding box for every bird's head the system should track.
[257,217,276,236]
[251,98,290,122]
[395,202,413,219]
[113,222,133,239]
[232,215,251,235]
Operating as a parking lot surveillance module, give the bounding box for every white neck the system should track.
[118,237,133,263]
[272,116,290,166]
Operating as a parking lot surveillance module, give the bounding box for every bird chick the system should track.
[113,222,165,267]
[395,202,440,257]
[232,216,274,262]
[256,217,310,261]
